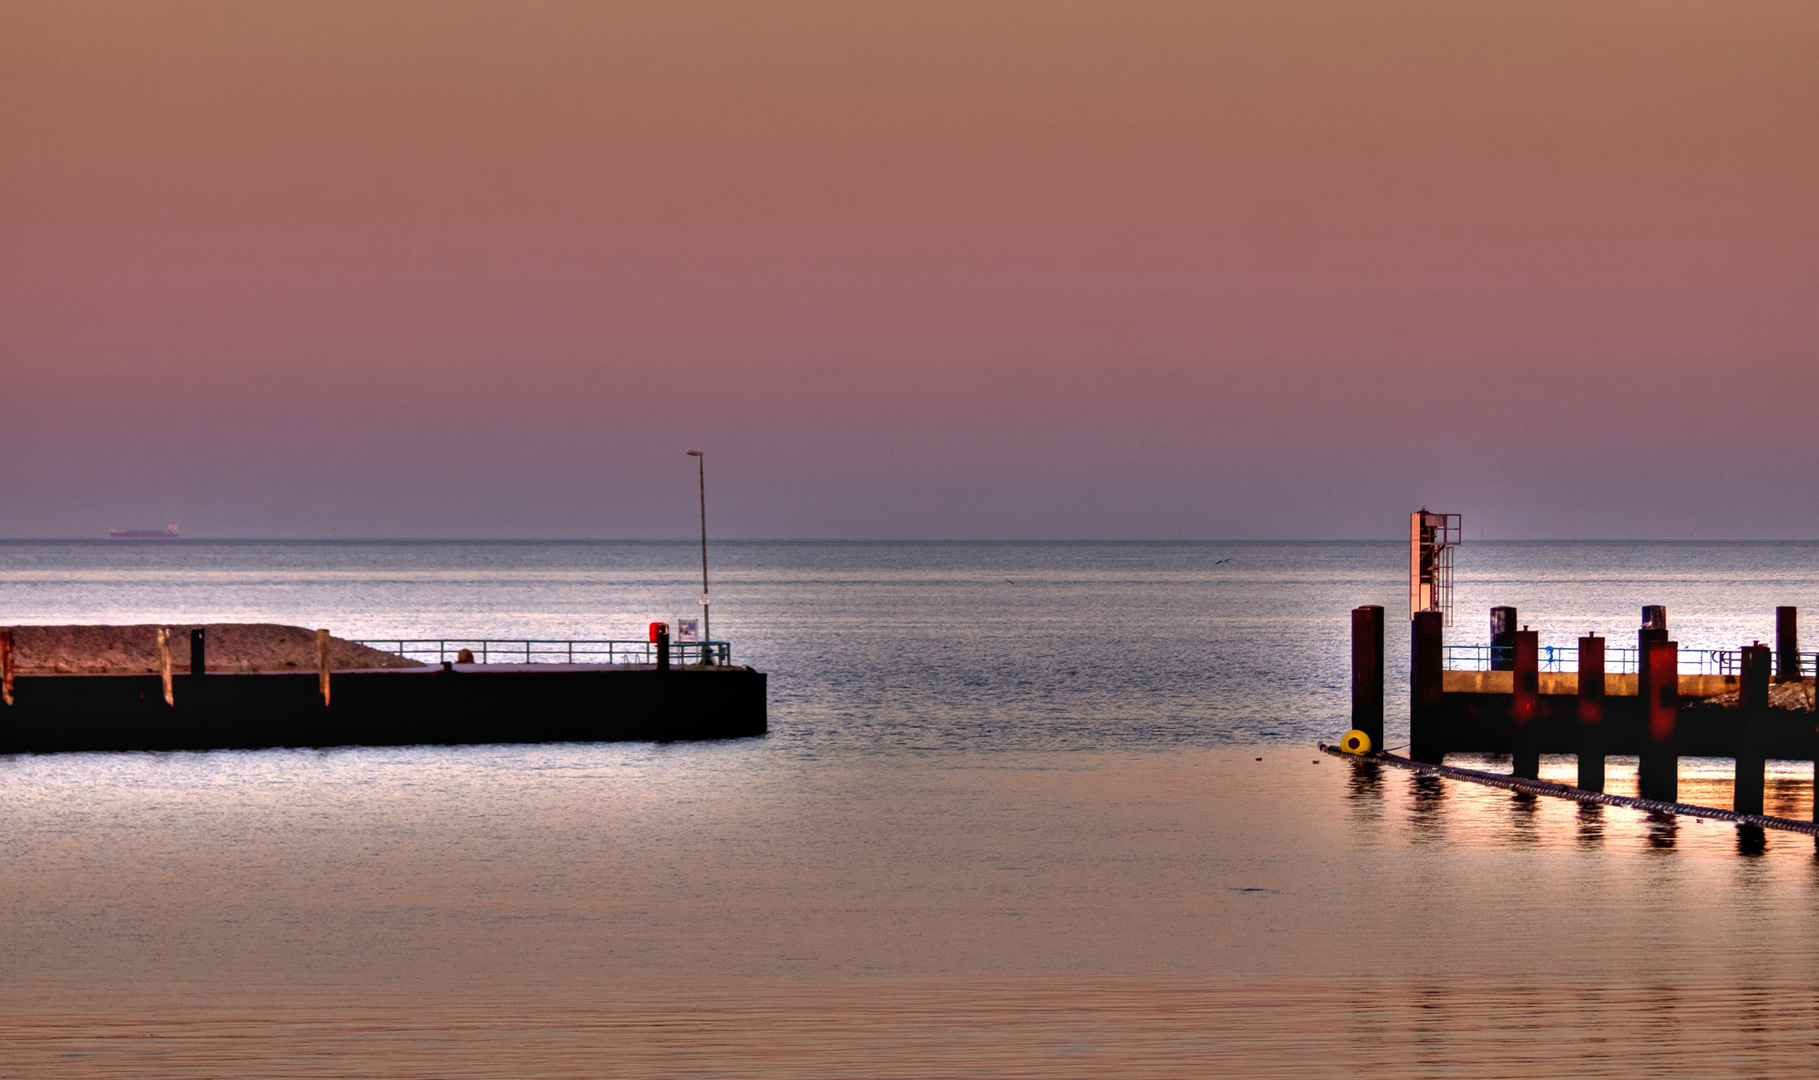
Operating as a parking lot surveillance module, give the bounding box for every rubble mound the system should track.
[4,624,427,674]
[1704,680,1814,711]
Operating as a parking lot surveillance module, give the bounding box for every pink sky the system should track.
[2,1,1814,538]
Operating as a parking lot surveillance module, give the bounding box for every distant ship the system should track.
[109,524,180,539]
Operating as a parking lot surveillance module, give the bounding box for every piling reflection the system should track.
[1644,810,1679,850]
[1736,825,1767,857]
[1574,802,1605,848]
[1505,790,1541,845]
[1407,773,1447,843]
[1346,760,1384,828]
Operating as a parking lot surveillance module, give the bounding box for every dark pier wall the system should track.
[0,667,767,753]
[1428,691,1816,761]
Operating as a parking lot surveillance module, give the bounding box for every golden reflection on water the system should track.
[6,745,1819,1075]
[10,974,1819,1078]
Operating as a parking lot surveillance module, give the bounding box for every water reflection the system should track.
[1407,773,1447,843]
[1346,760,1384,828]
[1574,802,1605,849]
[1504,790,1541,845]
[1736,825,1767,857]
[1644,811,1679,850]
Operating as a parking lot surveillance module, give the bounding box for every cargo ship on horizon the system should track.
[109,524,179,539]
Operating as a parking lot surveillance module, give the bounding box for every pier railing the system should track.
[352,639,732,667]
[1445,644,1819,677]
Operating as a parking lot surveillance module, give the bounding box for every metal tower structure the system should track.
[1410,509,1461,624]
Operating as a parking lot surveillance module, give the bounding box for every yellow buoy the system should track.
[1340,729,1372,755]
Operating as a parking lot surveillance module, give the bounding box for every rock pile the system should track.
[4,624,426,674]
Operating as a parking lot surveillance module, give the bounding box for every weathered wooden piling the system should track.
[1577,634,1605,792]
[157,628,173,706]
[1,627,13,707]
[1491,606,1518,671]
[1776,607,1800,683]
[1351,605,1385,753]
[1410,610,1444,763]
[316,628,332,706]
[1735,643,1770,816]
[1639,637,1679,802]
[1511,629,1540,779]
[655,624,671,672]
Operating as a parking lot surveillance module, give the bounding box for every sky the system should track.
[2,0,1814,539]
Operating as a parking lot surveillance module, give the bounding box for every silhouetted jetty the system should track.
[0,623,765,753]
[1347,601,1813,819]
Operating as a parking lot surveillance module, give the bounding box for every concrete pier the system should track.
[1576,635,1605,792]
[1351,605,1384,753]
[1735,643,1770,816]
[1778,607,1800,682]
[1639,637,1679,802]
[1491,607,1517,671]
[1511,629,1540,780]
[1410,611,1445,764]
[1360,604,1819,792]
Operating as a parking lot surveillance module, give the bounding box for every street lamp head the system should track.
[686,450,703,457]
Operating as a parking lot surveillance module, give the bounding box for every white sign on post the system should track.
[699,593,711,606]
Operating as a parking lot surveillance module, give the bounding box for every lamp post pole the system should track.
[687,450,709,652]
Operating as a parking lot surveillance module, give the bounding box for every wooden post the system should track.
[1351,605,1384,753]
[190,627,206,676]
[1639,638,1678,802]
[1,627,12,707]
[157,628,173,706]
[317,628,331,707]
[656,625,671,672]
[1576,635,1605,792]
[1735,643,1770,816]
[1410,610,1444,764]
[1776,607,1799,683]
[1511,629,1540,779]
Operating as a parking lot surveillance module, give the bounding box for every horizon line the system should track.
[9,536,1819,545]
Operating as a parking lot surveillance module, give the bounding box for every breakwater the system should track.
[0,623,766,753]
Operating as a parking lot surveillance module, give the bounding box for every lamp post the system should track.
[686,450,709,654]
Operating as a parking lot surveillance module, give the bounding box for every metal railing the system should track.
[352,639,732,667]
[1444,645,1819,678]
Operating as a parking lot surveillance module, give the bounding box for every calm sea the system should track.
[4,539,1819,1076]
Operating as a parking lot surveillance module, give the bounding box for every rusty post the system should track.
[317,628,332,707]
[1,627,12,707]
[1638,607,1668,783]
[1351,605,1384,753]
[1735,643,1770,816]
[1491,606,1518,671]
[1511,629,1540,779]
[1777,607,1799,683]
[1639,638,1678,802]
[1410,610,1445,764]
[1576,635,1605,792]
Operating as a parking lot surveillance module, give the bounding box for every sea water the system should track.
[3,540,1819,1076]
